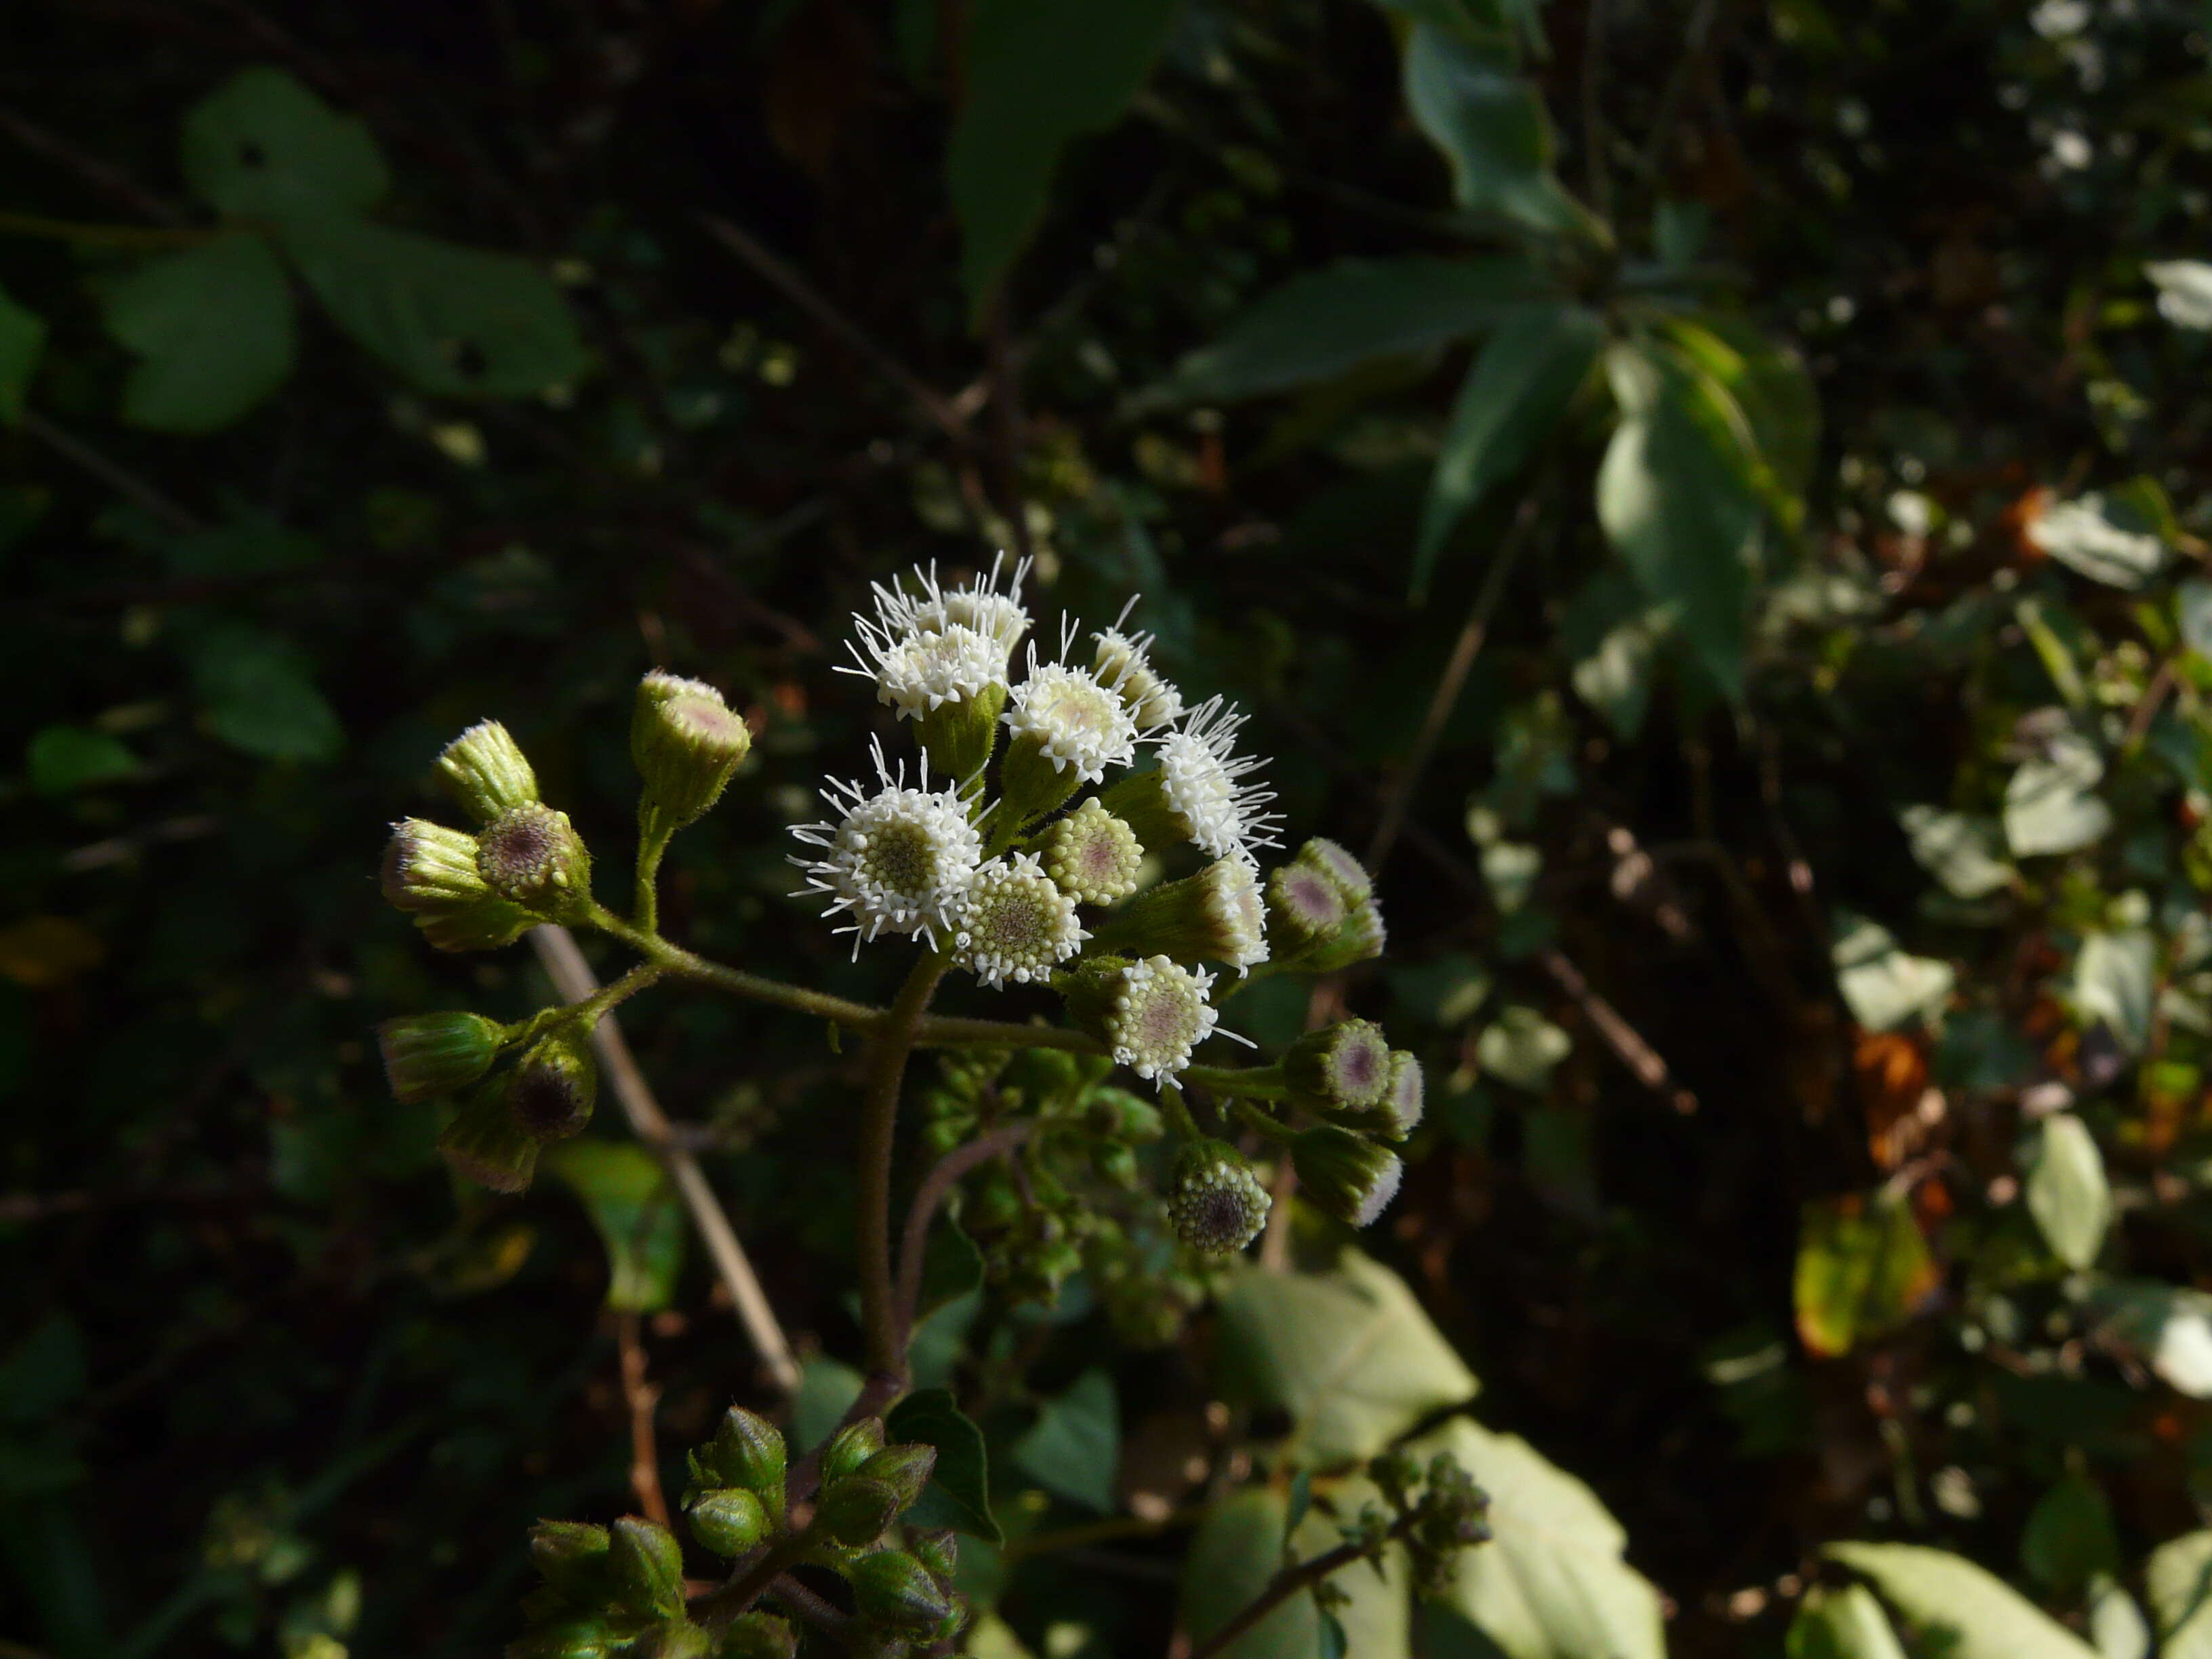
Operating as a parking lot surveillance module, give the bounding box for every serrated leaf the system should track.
[1786,1582,1908,1659]
[2085,1279,2212,1397]
[98,235,295,432]
[2020,1473,2121,1595]
[1155,257,1541,404]
[1414,1416,1664,1659]
[1898,806,2013,901]
[885,1387,1000,1544]
[2072,930,2154,1054]
[279,214,584,396]
[2005,731,2112,857]
[1412,301,1601,597]
[1400,23,1586,235]
[1832,912,1954,1033]
[1179,1483,1411,1659]
[182,66,388,218]
[1825,1542,2100,1659]
[542,1141,686,1314]
[947,0,1181,320]
[26,726,137,795]
[1010,1369,1118,1513]
[183,621,343,763]
[2146,1531,2212,1659]
[1793,1191,1938,1357]
[0,283,45,425]
[1216,1250,1477,1467]
[2026,1114,2110,1271]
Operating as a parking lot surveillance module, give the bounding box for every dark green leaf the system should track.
[97,234,295,432]
[279,214,586,396]
[916,1217,986,1316]
[792,1359,865,1454]
[26,726,137,795]
[884,1387,999,1543]
[947,0,1181,320]
[543,1141,687,1314]
[1401,23,1588,235]
[2020,1473,2122,1595]
[181,66,388,218]
[184,621,344,763]
[0,282,45,424]
[1010,1369,1118,1513]
[1662,314,1820,514]
[1412,301,1601,597]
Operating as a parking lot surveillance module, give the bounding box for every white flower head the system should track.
[1092,620,1185,731]
[789,741,983,954]
[1004,633,1139,783]
[867,554,1032,659]
[1105,955,1222,1084]
[1196,857,1269,975]
[952,853,1088,988]
[843,619,1005,720]
[1155,697,1283,867]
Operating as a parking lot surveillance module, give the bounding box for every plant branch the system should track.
[768,1574,854,1639]
[530,926,802,1393]
[1190,1515,1412,1659]
[858,950,949,1382]
[893,1120,1035,1351]
[615,1311,672,1530]
[587,905,881,1031]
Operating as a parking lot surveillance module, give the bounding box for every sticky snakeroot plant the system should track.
[375,560,1485,1654]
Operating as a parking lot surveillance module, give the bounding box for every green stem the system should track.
[587,905,880,1029]
[633,821,673,937]
[508,959,663,1049]
[857,950,948,1382]
[1160,1082,1204,1144]
[912,1015,1103,1052]
[1185,1063,1290,1100]
[1230,1098,1298,1147]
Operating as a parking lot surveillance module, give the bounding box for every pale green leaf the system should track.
[1401,23,1586,235]
[1414,1416,1664,1659]
[1898,806,2013,901]
[98,234,295,433]
[1832,912,1954,1033]
[181,66,388,218]
[2089,1574,2152,1659]
[1179,1485,1412,1659]
[1786,1583,1907,1659]
[1825,1542,2099,1659]
[1011,1369,1118,1513]
[542,1141,686,1313]
[2028,493,2167,589]
[0,282,45,425]
[2086,1279,2212,1397]
[2005,731,2112,857]
[1794,1191,1938,1357]
[1216,1250,1477,1467]
[2178,579,2212,659]
[947,0,1181,319]
[1475,1006,1570,1092]
[1562,567,1667,740]
[2025,1114,2110,1271]
[2146,1532,2212,1659]
[2148,260,2212,329]
[2072,930,2155,1052]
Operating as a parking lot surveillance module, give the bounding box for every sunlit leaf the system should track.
[1562,567,1667,739]
[97,234,295,432]
[2028,493,2166,589]
[1475,1006,1570,1092]
[1898,806,2013,901]
[2085,1279,2212,1397]
[542,1141,686,1314]
[1010,1369,1118,1513]
[2147,260,2212,330]
[2025,1114,2110,1271]
[1794,1191,1938,1357]
[1786,1582,1907,1659]
[2004,729,2111,857]
[2072,929,2154,1053]
[1825,1542,2099,1659]
[1832,912,1953,1033]
[1179,1483,1411,1659]
[2146,1531,2212,1659]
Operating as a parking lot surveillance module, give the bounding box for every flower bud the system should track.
[383,819,491,911]
[633,672,754,834]
[1092,626,1184,731]
[377,1011,504,1103]
[1290,1125,1404,1229]
[1168,1139,1271,1254]
[1265,859,1348,962]
[708,1406,787,1506]
[814,1476,901,1547]
[857,1443,937,1511]
[1380,1051,1424,1139]
[527,1520,613,1599]
[415,895,539,954]
[478,802,594,922]
[1298,837,1372,904]
[607,1515,686,1618]
[1059,954,1223,1086]
[716,1613,798,1659]
[848,1549,953,1631]
[686,1486,770,1557]
[1283,1020,1393,1111]
[508,1618,613,1659]
[821,1417,887,1483]
[951,853,1089,987]
[1040,798,1144,905]
[907,1528,958,1583]
[441,1078,541,1193]
[633,1622,713,1659]
[508,1026,597,1142]
[1304,897,1387,972]
[1088,857,1268,975]
[438,720,540,824]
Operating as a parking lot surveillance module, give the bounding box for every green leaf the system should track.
[98,234,295,432]
[1786,1583,1908,1659]
[2026,1113,2110,1271]
[1832,912,1954,1033]
[947,0,1181,320]
[2146,1532,2212,1659]
[181,66,388,219]
[2027,493,2167,590]
[1412,301,1602,597]
[1661,314,1820,515]
[1010,1369,1118,1513]
[792,1359,865,1454]
[0,283,46,425]
[1414,1416,1664,1659]
[1561,567,1666,739]
[2072,929,2155,1053]
[1179,1484,1411,1659]
[2179,579,2212,659]
[1216,1249,1477,1467]
[26,726,137,795]
[2088,1574,2152,1659]
[2005,730,2112,857]
[1793,1190,1938,1358]
[542,1141,687,1314]
[1824,1542,2100,1659]
[2085,1279,2212,1397]
[1596,342,1763,699]
[1475,1006,1571,1092]
[885,1387,1000,1544]
[2020,1473,2122,1595]
[1400,23,1586,236]
[278,214,585,396]
[1155,257,1541,404]
[1898,806,2013,901]
[183,621,344,763]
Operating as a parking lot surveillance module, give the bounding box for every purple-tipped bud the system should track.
[477,802,593,921]
[508,1026,596,1142]
[1299,837,1372,903]
[1284,1020,1393,1110]
[1041,798,1145,905]
[382,818,489,912]
[633,672,753,832]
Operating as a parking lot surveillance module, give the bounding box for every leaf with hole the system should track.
[542,1141,686,1314]
[98,234,295,433]
[182,65,388,219]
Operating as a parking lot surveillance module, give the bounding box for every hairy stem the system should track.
[859,950,949,1381]
[1191,1511,1416,1659]
[588,905,881,1029]
[632,821,672,937]
[893,1120,1034,1350]
[1184,1063,1290,1100]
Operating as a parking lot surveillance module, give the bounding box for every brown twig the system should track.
[892,1119,1034,1351]
[529,926,802,1394]
[60,815,223,873]
[616,1311,672,1530]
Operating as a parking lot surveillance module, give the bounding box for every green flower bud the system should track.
[478,802,594,921]
[508,1026,597,1142]
[715,1612,798,1659]
[507,1618,613,1659]
[607,1515,686,1618]
[1298,836,1372,904]
[848,1549,953,1632]
[1290,1125,1404,1229]
[634,1622,714,1659]
[1283,1020,1392,1111]
[857,1443,936,1511]
[1380,1051,1424,1139]
[377,1011,504,1103]
[440,1078,540,1193]
[907,1528,957,1583]
[527,1520,613,1599]
[821,1418,886,1483]
[686,1487,770,1556]
[814,1475,901,1547]
[1040,798,1145,905]
[415,895,539,954]
[438,720,540,824]
[1265,859,1348,962]
[1088,857,1267,975]
[1303,896,1387,972]
[1168,1139,1271,1254]
[707,1406,786,1507]
[633,672,754,834]
[382,819,490,911]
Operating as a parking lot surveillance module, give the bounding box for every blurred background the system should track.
[5,1,2212,1656]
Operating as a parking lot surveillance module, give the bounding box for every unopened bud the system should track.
[686,1487,770,1556]
[633,672,754,834]
[633,1622,712,1659]
[708,1406,786,1506]
[1092,626,1183,731]
[1089,857,1267,975]
[440,1078,541,1193]
[1040,798,1144,905]
[1379,1052,1424,1139]
[383,819,490,911]
[848,1549,953,1631]
[1305,896,1387,972]
[507,1618,613,1659]
[815,1476,901,1547]
[607,1516,686,1618]
[857,1443,936,1511]
[1265,860,1347,961]
[1290,1125,1404,1229]
[478,802,594,921]
[907,1528,958,1582]
[527,1520,613,1598]
[821,1418,886,1483]
[508,1026,597,1142]
[1284,1020,1393,1111]
[1168,1139,1271,1254]
[1299,837,1372,904]
[716,1612,798,1659]
[415,895,538,954]
[438,720,540,824]
[377,1011,503,1103]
